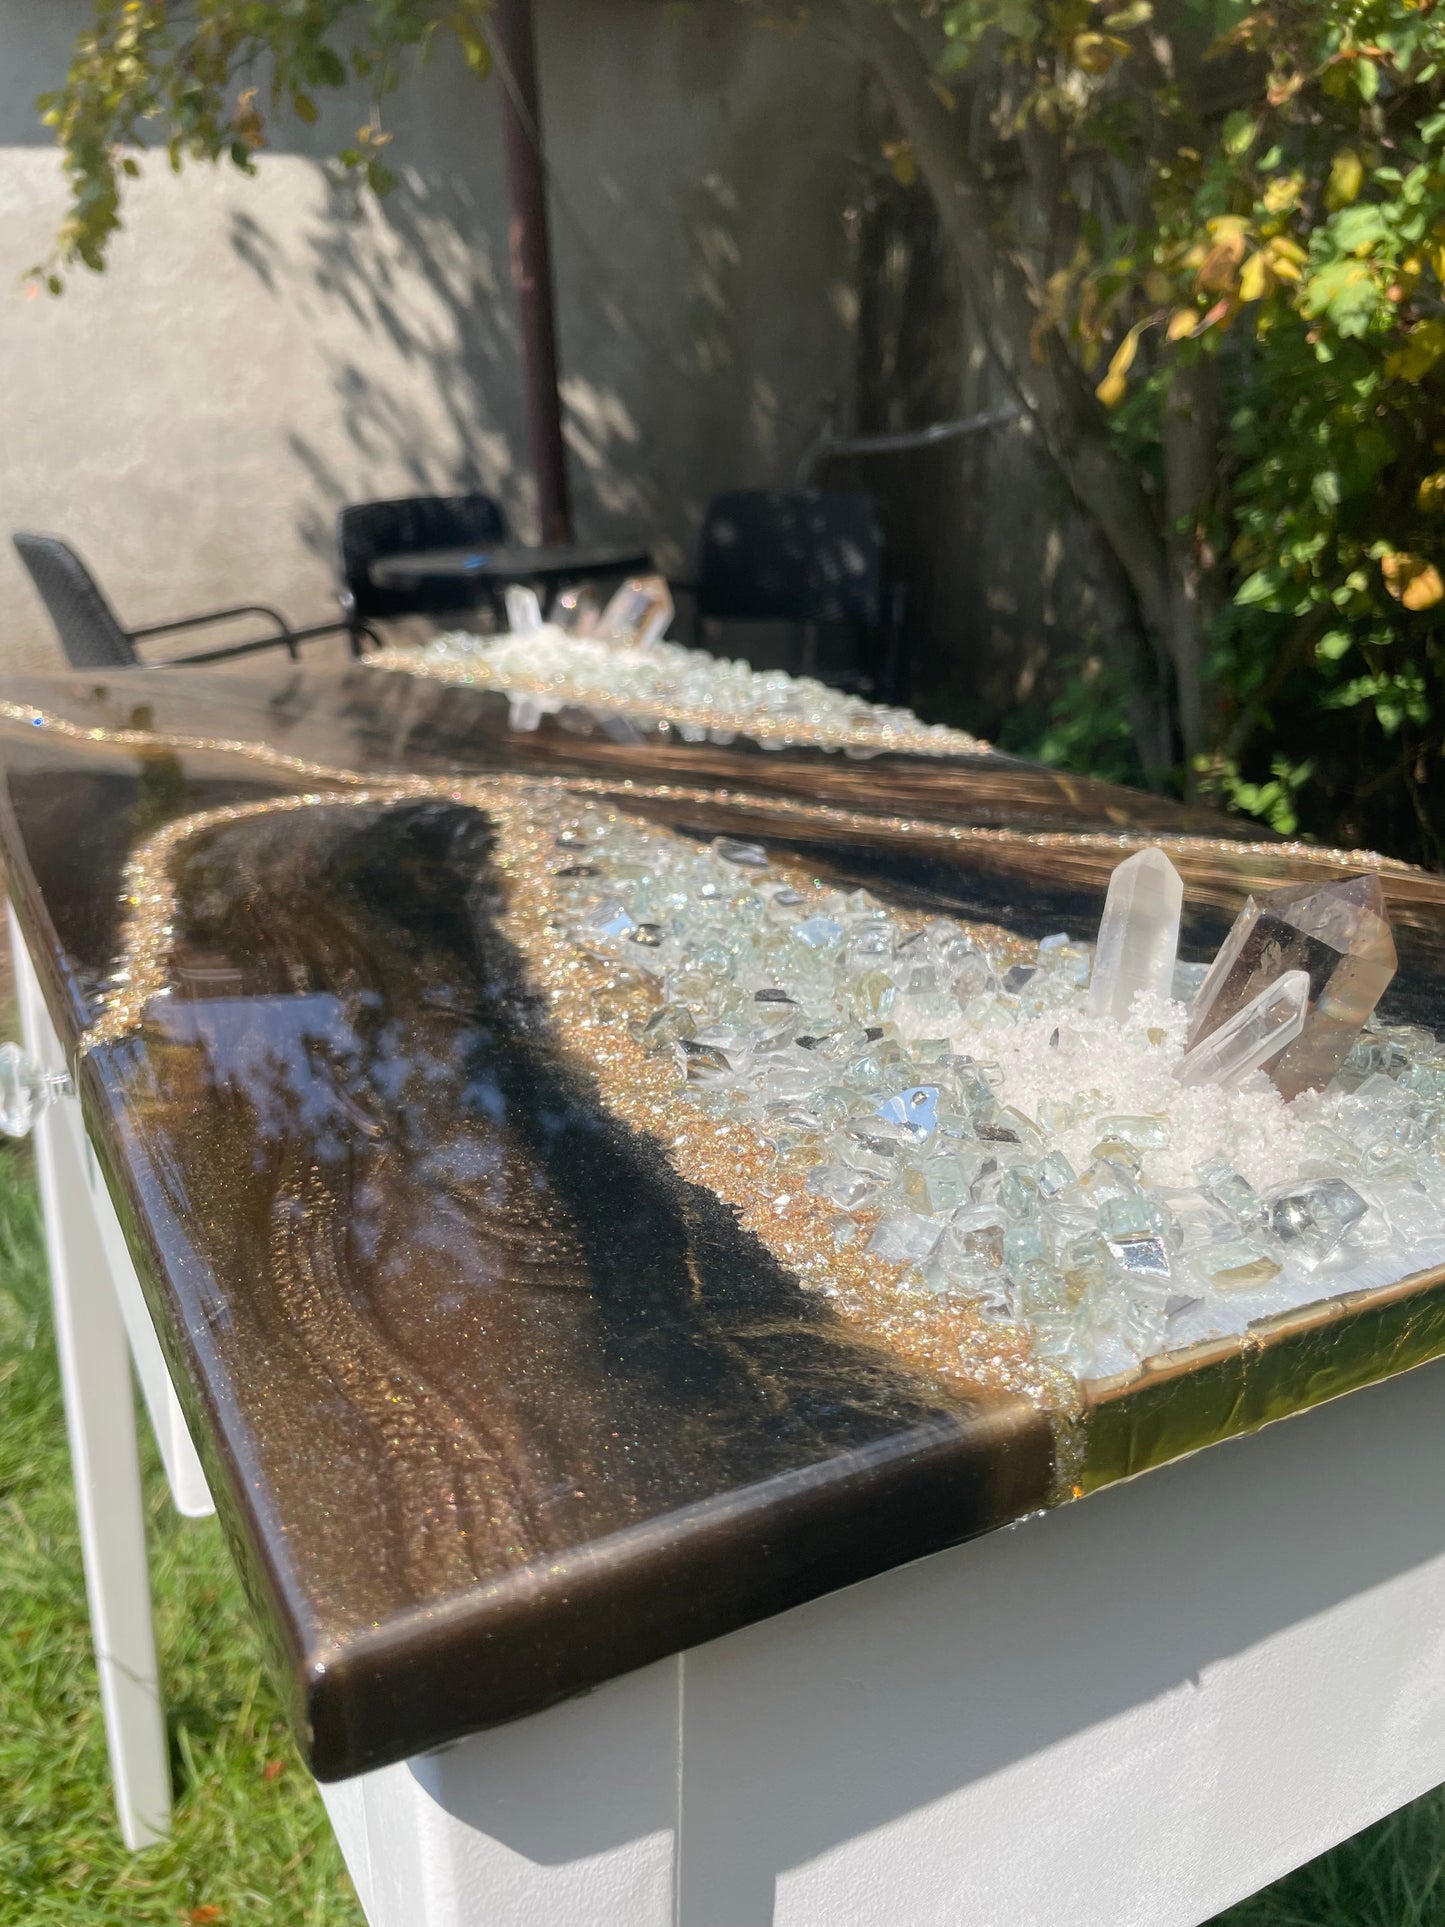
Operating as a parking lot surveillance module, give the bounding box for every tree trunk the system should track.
[1162,353,1222,788]
[835,0,1181,771]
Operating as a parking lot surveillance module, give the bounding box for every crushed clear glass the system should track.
[553,818,1435,1388]
[377,626,989,757]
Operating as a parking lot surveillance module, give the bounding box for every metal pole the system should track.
[493,0,573,544]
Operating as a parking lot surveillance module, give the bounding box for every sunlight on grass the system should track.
[0,1137,362,1926]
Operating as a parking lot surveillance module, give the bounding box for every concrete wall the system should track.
[0,0,860,672]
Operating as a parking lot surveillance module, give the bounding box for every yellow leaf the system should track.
[1326,149,1365,211]
[1261,173,1303,216]
[1195,217,1249,293]
[1417,470,1445,514]
[1264,241,1304,284]
[1238,251,1272,303]
[1096,370,1129,408]
[1392,254,1425,304]
[1403,566,1443,610]
[1095,321,1146,407]
[1071,31,1131,73]
[1166,307,1200,340]
[1381,552,1445,609]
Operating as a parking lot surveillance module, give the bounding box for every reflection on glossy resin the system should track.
[97,791,1053,1771]
[87,757,1445,1403]
[8,671,1445,1779]
[85,777,1065,1422]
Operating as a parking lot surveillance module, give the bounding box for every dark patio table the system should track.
[368,540,654,597]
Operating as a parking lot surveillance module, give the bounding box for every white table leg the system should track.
[14,927,171,1849]
[318,1657,681,1927]
[10,909,211,1521]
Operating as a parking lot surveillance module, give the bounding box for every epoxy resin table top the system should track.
[5,665,1445,1780]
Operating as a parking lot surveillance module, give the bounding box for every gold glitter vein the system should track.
[0,695,1420,877]
[77,774,1074,1434]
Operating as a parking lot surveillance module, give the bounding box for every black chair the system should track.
[12,532,359,672]
[336,492,510,640]
[692,489,908,702]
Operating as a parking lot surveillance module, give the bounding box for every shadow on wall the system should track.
[229,170,526,566]
[219,0,858,578]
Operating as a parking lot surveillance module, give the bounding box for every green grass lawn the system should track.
[3,1130,1445,1927]
[0,1137,363,1926]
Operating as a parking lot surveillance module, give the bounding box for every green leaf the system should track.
[310,47,347,88]
[1236,569,1284,608]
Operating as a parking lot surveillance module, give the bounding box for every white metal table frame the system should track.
[19,898,1445,1925]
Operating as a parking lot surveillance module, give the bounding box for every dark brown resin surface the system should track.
[4,667,1445,1780]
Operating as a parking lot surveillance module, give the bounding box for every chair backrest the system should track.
[695,490,887,629]
[12,532,137,669]
[337,493,510,623]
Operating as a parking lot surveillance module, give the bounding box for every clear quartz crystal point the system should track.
[1085,848,1184,1023]
[1187,875,1397,1100]
[598,574,674,649]
[1173,969,1309,1088]
[0,1043,71,1139]
[503,584,544,635]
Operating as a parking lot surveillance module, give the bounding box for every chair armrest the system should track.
[167,634,301,666]
[163,615,365,667]
[128,602,294,643]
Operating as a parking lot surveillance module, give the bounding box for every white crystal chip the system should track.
[1268,1178,1368,1262]
[867,1212,945,1263]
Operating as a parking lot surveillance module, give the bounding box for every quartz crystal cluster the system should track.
[367,594,986,758]
[554,817,1443,1387]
